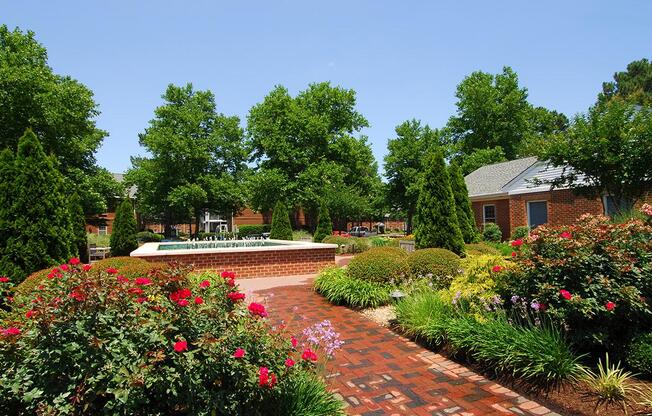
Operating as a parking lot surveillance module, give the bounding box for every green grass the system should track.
[87,232,111,247]
[394,289,452,346]
[277,373,345,416]
[314,267,392,309]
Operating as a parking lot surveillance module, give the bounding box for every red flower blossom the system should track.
[117,275,129,284]
[170,288,192,302]
[106,267,119,274]
[248,302,268,318]
[2,327,21,336]
[285,358,295,367]
[194,296,204,305]
[83,264,92,272]
[173,340,188,352]
[259,367,269,386]
[69,291,86,301]
[225,278,235,287]
[221,271,236,279]
[511,239,523,247]
[291,336,298,348]
[177,299,189,307]
[199,280,211,289]
[559,289,572,300]
[60,264,70,272]
[0,277,9,283]
[560,231,572,239]
[69,257,80,265]
[491,265,504,273]
[233,347,246,358]
[605,301,616,311]
[301,348,318,362]
[25,310,35,319]
[135,297,147,304]
[134,277,152,286]
[227,291,245,302]
[511,251,517,257]
[128,287,144,295]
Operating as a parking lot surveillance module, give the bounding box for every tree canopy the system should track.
[600,58,652,106]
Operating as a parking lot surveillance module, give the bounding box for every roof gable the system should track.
[464,157,537,198]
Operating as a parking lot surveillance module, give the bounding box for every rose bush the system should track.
[0,260,343,415]
[497,212,652,352]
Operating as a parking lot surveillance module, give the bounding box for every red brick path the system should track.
[256,283,560,416]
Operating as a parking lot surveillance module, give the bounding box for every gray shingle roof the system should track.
[464,157,538,198]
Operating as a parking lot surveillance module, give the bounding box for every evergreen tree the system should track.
[110,199,138,256]
[0,149,15,266]
[313,202,333,243]
[0,129,74,282]
[448,162,478,243]
[414,149,465,255]
[70,193,89,263]
[269,201,293,240]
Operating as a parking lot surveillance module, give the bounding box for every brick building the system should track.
[464,157,650,241]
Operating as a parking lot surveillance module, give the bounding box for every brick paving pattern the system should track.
[256,283,560,416]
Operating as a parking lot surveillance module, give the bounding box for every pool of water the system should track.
[157,240,284,251]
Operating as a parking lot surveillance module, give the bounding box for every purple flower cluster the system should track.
[302,320,344,357]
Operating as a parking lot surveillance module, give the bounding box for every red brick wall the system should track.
[471,199,511,240]
[234,208,270,225]
[135,247,336,279]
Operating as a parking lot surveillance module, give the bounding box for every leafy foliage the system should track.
[321,236,370,254]
[135,231,164,243]
[600,58,652,106]
[314,267,392,309]
[626,333,652,376]
[269,201,293,240]
[580,354,639,413]
[464,243,501,256]
[482,222,502,242]
[69,193,89,263]
[456,146,507,176]
[110,199,138,256]
[313,202,332,243]
[414,148,464,255]
[346,247,409,284]
[511,226,530,241]
[237,224,271,238]
[407,248,461,289]
[448,163,477,243]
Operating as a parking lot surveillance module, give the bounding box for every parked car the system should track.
[349,226,370,237]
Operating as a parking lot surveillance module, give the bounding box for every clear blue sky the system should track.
[3,1,651,174]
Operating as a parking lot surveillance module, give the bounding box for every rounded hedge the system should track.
[346,247,409,284]
[482,223,502,242]
[627,333,652,375]
[407,248,461,289]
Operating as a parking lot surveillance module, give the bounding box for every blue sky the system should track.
[3,1,651,174]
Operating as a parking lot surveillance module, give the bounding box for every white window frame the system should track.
[482,204,496,224]
[526,200,548,228]
[98,225,108,235]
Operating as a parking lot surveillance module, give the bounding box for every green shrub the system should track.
[293,230,313,241]
[448,255,509,315]
[485,241,513,256]
[347,247,409,284]
[482,222,502,242]
[369,237,399,248]
[313,203,332,243]
[407,248,461,289]
[136,231,164,242]
[0,262,340,414]
[269,201,293,240]
[87,232,111,247]
[464,243,500,256]
[511,226,530,241]
[395,290,452,346]
[237,224,271,238]
[314,267,392,309]
[449,162,478,244]
[500,214,652,351]
[580,354,637,412]
[110,199,138,256]
[627,333,652,375]
[321,236,369,254]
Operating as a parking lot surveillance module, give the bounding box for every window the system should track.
[483,205,496,224]
[98,225,107,235]
[527,201,548,228]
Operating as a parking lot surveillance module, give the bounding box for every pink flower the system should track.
[258,367,276,388]
[233,347,246,358]
[491,265,504,273]
[0,277,8,283]
[291,336,298,348]
[177,299,189,307]
[559,289,572,300]
[2,327,21,336]
[605,301,616,311]
[134,277,152,286]
[106,267,119,274]
[174,340,188,352]
[135,297,147,304]
[199,280,211,289]
[248,302,268,318]
[560,231,572,239]
[511,239,523,247]
[225,278,235,287]
[227,292,245,302]
[60,264,70,272]
[117,275,129,284]
[83,264,92,272]
[285,358,295,367]
[301,348,318,362]
[69,257,80,265]
[194,296,204,305]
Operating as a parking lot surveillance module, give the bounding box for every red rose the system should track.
[134,277,152,286]
[511,239,523,247]
[248,302,268,318]
[69,291,86,301]
[177,299,189,307]
[258,367,269,386]
[291,336,298,348]
[106,267,119,274]
[511,251,517,257]
[559,289,572,300]
[135,297,147,304]
[560,231,572,239]
[25,310,35,319]
[605,301,616,311]
[0,277,8,283]
[128,287,144,295]
[83,264,92,272]
[226,278,235,287]
[194,296,204,305]
[60,264,70,272]
[2,327,21,336]
[227,292,245,302]
[170,288,192,302]
[199,280,211,289]
[69,257,80,265]
[233,347,246,358]
[221,271,236,279]
[117,275,129,284]
[285,358,295,367]
[491,265,504,273]
[301,348,318,362]
[173,340,188,352]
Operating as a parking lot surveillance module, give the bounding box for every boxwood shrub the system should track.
[407,248,461,289]
[346,247,409,284]
[482,222,502,242]
[237,224,271,238]
[136,231,164,242]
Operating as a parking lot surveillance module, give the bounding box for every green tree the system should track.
[414,149,464,255]
[269,201,293,240]
[539,99,652,213]
[455,146,507,176]
[0,25,118,214]
[449,162,477,243]
[600,58,652,106]
[518,107,569,157]
[0,149,15,267]
[70,193,89,263]
[384,120,441,234]
[0,129,74,281]
[110,199,138,256]
[313,202,333,243]
[126,83,248,236]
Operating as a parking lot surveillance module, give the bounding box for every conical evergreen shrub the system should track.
[269,201,293,240]
[414,148,465,255]
[0,129,75,282]
[70,193,89,263]
[313,202,333,243]
[0,149,15,268]
[110,199,138,256]
[449,162,478,243]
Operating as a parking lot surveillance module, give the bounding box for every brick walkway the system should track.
[255,283,560,416]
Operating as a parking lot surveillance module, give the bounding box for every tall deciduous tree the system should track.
[269,201,293,240]
[448,163,477,243]
[0,25,120,214]
[414,149,465,255]
[110,199,138,256]
[0,130,74,281]
[384,120,440,233]
[539,99,652,213]
[126,84,248,236]
[600,58,652,106]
